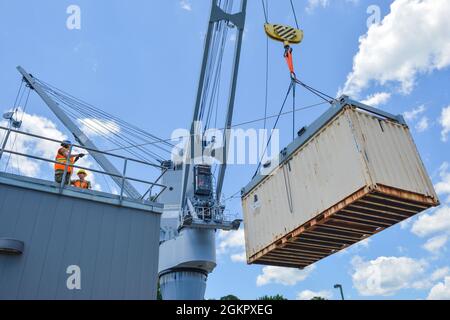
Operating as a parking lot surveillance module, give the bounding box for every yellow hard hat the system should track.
[77,169,87,176]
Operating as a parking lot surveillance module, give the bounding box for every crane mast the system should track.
[158,0,247,300]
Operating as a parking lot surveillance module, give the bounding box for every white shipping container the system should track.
[241,97,439,269]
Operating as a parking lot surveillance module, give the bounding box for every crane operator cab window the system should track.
[194,165,213,197]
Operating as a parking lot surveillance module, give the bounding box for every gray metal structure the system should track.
[0,173,162,300]
[158,0,247,300]
[0,123,164,299]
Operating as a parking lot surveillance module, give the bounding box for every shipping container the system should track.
[241,96,439,269]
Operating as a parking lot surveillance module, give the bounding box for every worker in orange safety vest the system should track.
[71,169,92,190]
[54,140,85,185]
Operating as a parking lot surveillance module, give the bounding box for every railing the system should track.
[180,203,240,231]
[0,125,167,203]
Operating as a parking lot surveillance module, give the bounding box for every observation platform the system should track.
[0,172,162,300]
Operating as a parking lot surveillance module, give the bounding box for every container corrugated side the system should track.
[349,110,437,198]
[242,108,370,259]
[242,106,439,266]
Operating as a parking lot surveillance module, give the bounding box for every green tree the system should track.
[220,294,240,300]
[310,296,327,300]
[257,294,287,300]
[157,282,162,300]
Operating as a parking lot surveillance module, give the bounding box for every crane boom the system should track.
[17,66,142,199]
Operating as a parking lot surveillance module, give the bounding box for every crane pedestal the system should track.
[158,228,216,300]
[159,270,208,300]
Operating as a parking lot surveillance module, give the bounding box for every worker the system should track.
[71,169,91,190]
[54,140,85,185]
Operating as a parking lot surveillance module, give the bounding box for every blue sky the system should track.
[1,0,450,300]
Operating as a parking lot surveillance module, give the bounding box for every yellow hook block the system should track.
[264,23,303,46]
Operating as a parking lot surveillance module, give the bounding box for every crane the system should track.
[15,0,247,300]
[158,0,247,300]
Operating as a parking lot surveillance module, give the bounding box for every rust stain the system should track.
[249,186,439,267]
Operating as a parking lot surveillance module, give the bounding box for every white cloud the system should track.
[217,229,247,263]
[431,267,450,282]
[306,0,358,13]
[440,105,450,142]
[400,217,414,230]
[351,256,427,296]
[217,228,245,253]
[397,245,407,254]
[180,0,192,11]
[412,266,450,290]
[412,166,450,254]
[306,0,330,13]
[422,234,448,254]
[427,276,450,300]
[230,252,246,263]
[338,237,371,255]
[411,206,450,237]
[256,265,315,287]
[415,117,429,132]
[357,238,371,248]
[402,105,430,133]
[1,109,67,177]
[361,92,391,106]
[403,105,426,122]
[78,118,121,138]
[435,163,450,202]
[296,289,333,300]
[341,0,450,97]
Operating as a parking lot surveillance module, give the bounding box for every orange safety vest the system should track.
[72,180,91,189]
[54,148,75,173]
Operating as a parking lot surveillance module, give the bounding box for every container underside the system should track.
[248,185,438,268]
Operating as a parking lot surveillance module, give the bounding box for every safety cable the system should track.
[261,0,268,23]
[35,78,175,149]
[46,84,174,151]
[57,97,170,160]
[289,0,300,29]
[5,86,31,173]
[13,79,24,113]
[56,101,162,164]
[37,81,173,163]
[204,15,228,132]
[103,100,328,153]
[199,2,225,123]
[0,79,23,148]
[223,189,241,202]
[292,81,296,140]
[51,96,162,164]
[201,0,233,134]
[253,81,294,178]
[294,78,336,104]
[263,0,270,132]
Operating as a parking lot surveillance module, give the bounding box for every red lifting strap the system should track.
[284,46,295,75]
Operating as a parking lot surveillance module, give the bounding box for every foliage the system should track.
[157,282,162,300]
[220,294,240,300]
[257,294,287,300]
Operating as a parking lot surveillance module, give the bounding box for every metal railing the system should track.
[0,125,167,203]
[180,203,240,231]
